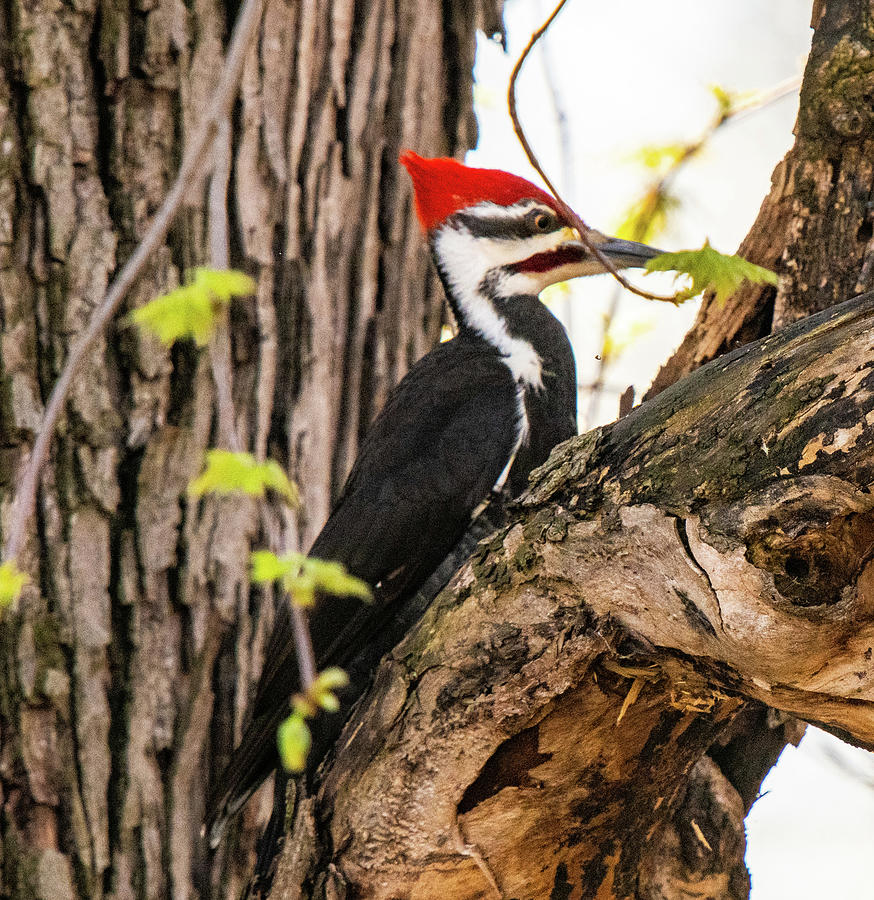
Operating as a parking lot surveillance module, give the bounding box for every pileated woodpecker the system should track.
[205,152,660,847]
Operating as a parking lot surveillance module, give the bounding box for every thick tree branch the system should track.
[273,290,874,899]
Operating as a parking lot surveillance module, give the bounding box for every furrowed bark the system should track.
[0,1,500,897]
[271,290,874,899]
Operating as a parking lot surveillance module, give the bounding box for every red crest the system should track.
[399,151,561,233]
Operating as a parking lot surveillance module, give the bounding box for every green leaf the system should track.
[709,84,757,120]
[615,188,680,244]
[131,268,255,347]
[258,460,299,504]
[540,281,571,308]
[310,667,350,712]
[131,285,216,347]
[314,691,341,713]
[287,571,317,608]
[710,84,737,117]
[0,559,28,611]
[194,268,256,302]
[627,142,688,173]
[249,550,371,607]
[189,450,299,504]
[250,549,293,584]
[292,694,317,718]
[304,558,371,602]
[312,667,350,692]
[645,241,778,305]
[600,318,656,366]
[277,712,312,773]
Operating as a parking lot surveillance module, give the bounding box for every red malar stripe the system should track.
[514,246,583,273]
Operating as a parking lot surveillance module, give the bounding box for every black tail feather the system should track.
[209,498,510,887]
[241,771,290,900]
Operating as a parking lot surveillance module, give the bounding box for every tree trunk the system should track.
[270,1,874,898]
[0,1,499,898]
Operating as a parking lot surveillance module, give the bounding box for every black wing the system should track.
[205,338,519,842]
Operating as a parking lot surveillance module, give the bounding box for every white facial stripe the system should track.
[434,224,545,388]
[437,220,574,269]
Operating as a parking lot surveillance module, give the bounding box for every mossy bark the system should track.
[0,1,498,898]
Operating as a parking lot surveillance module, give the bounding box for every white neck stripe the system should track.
[434,225,545,388]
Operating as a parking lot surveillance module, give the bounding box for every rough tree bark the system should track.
[268,1,874,898]
[0,1,500,898]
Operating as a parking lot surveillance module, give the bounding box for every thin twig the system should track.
[536,0,581,339]
[507,0,681,305]
[506,0,570,203]
[208,116,243,453]
[275,504,318,690]
[205,114,316,692]
[648,77,802,219]
[584,294,624,429]
[290,603,317,688]
[2,0,265,562]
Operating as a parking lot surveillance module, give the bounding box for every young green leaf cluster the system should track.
[250,550,371,608]
[130,267,255,346]
[250,548,370,772]
[132,268,369,775]
[645,241,778,305]
[278,667,351,771]
[615,187,681,245]
[189,449,299,505]
[0,560,28,614]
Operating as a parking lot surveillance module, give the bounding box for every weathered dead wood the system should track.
[273,291,874,899]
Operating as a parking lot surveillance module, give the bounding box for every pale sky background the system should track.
[468,1,874,896]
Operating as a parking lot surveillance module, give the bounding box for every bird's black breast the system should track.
[306,334,522,657]
[204,296,578,846]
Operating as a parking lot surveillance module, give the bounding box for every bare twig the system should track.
[205,113,316,693]
[291,603,317,688]
[2,0,265,562]
[536,0,581,339]
[208,116,243,453]
[507,0,679,305]
[263,504,318,691]
[641,75,802,232]
[506,0,570,203]
[584,293,624,428]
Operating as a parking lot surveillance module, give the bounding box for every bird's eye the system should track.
[531,211,554,232]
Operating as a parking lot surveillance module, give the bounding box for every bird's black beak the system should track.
[591,236,664,268]
[557,235,663,277]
